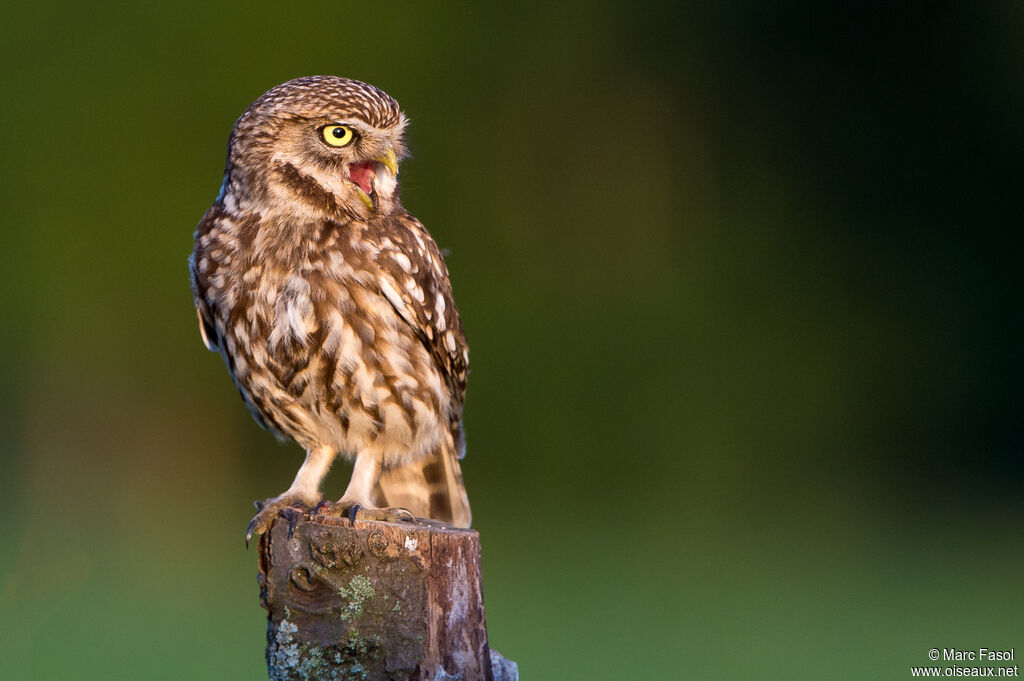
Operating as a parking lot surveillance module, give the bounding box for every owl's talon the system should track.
[244,519,259,549]
[310,499,358,521]
[244,495,316,548]
[280,506,306,538]
[315,500,417,525]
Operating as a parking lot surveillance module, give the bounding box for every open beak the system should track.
[346,146,399,211]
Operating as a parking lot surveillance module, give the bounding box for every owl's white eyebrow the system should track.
[323,120,366,130]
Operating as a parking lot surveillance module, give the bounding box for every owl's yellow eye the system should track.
[321,124,356,147]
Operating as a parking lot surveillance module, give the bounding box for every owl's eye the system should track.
[321,124,356,147]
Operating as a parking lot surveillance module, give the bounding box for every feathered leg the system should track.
[316,451,414,524]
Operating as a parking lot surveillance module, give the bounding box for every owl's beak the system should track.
[346,147,399,211]
[377,147,399,177]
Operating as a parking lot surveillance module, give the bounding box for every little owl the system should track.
[189,76,471,543]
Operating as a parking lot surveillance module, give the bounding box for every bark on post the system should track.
[257,514,517,681]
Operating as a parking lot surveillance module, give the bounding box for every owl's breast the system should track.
[201,225,450,462]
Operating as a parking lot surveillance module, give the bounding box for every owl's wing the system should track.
[190,206,221,353]
[195,305,218,351]
[374,210,469,451]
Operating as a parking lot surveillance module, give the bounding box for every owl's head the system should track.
[224,76,408,219]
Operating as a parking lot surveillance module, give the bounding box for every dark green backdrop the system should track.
[1,2,1020,679]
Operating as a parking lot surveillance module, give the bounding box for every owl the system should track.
[189,76,471,544]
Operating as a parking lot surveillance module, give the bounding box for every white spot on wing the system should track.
[405,277,425,304]
[434,294,446,332]
[391,252,412,272]
[379,277,405,311]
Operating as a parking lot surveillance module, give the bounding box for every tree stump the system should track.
[257,514,517,681]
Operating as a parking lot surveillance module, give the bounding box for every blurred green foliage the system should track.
[0,1,1020,679]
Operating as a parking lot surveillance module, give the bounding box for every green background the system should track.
[1,2,1020,679]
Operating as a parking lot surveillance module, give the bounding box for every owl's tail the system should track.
[374,438,471,528]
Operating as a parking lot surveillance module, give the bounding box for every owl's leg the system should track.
[245,445,336,545]
[315,451,414,525]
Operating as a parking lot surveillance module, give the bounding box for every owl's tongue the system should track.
[348,162,375,195]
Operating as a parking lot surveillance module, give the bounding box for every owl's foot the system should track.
[313,499,415,526]
[245,494,319,547]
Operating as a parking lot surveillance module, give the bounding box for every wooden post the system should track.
[257,514,518,681]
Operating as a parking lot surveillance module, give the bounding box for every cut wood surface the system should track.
[257,513,517,681]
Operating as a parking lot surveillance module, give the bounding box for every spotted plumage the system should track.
[189,76,471,539]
